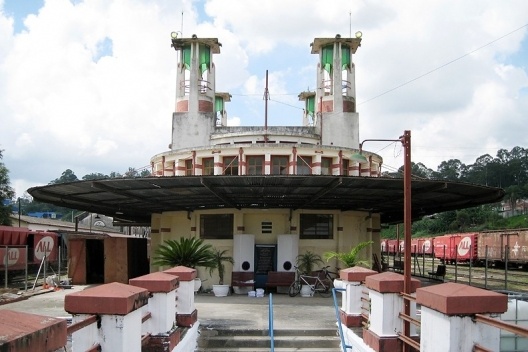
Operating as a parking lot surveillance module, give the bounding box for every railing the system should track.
[180,79,211,94]
[66,314,101,351]
[332,287,353,352]
[473,313,528,351]
[360,288,370,329]
[268,293,275,352]
[141,311,152,346]
[398,292,421,351]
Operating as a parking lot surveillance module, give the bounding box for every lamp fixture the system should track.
[351,137,406,163]
[355,31,362,38]
[170,31,179,39]
[355,131,412,343]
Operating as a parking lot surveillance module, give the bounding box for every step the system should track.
[197,328,342,351]
[195,348,343,352]
[200,328,338,337]
[198,334,340,349]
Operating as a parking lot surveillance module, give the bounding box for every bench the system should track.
[232,271,255,289]
[392,260,404,273]
[265,271,295,293]
[428,265,446,281]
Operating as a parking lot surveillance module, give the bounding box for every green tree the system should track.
[82,173,110,181]
[49,169,79,184]
[0,150,15,225]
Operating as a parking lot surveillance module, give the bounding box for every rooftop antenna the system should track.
[349,11,352,37]
[181,11,184,37]
[263,70,269,143]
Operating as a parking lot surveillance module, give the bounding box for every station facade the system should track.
[149,33,383,288]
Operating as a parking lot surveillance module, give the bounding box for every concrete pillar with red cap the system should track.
[129,271,180,349]
[0,310,67,352]
[363,272,421,352]
[164,265,198,327]
[339,266,377,327]
[417,282,508,352]
[65,282,149,352]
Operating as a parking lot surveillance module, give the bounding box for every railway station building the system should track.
[28,33,504,290]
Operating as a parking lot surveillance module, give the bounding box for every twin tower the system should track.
[168,33,363,153]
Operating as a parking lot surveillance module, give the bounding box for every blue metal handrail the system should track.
[332,287,353,351]
[269,293,275,352]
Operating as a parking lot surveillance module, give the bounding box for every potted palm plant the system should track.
[209,249,235,297]
[296,251,323,297]
[323,241,373,268]
[323,241,373,288]
[153,237,216,292]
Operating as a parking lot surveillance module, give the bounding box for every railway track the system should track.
[387,256,528,294]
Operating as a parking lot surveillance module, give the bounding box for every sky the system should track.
[0,0,527,199]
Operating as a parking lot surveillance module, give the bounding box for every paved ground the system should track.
[196,292,340,331]
[0,285,341,330]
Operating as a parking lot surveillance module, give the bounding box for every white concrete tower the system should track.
[169,34,222,150]
[310,34,362,149]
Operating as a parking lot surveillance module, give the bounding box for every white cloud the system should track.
[0,0,527,198]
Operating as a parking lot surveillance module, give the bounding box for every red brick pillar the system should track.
[164,265,198,327]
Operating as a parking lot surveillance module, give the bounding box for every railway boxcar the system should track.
[433,233,478,264]
[381,239,402,255]
[411,237,433,256]
[0,226,59,271]
[477,229,528,267]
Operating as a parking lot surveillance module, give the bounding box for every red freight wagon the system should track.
[382,239,402,254]
[433,233,478,264]
[0,226,59,271]
[477,229,528,267]
[411,237,433,255]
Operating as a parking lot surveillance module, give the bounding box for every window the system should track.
[321,157,332,175]
[203,158,214,175]
[185,159,193,176]
[271,156,289,175]
[200,214,234,239]
[247,156,264,175]
[342,159,349,176]
[297,156,312,175]
[223,156,238,175]
[300,214,333,239]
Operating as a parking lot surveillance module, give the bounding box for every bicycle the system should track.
[288,266,334,297]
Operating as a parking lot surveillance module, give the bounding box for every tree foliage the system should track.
[0,150,15,225]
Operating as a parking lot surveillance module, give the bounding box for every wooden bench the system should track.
[265,271,295,292]
[232,271,255,289]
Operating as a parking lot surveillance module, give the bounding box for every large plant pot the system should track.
[194,278,202,293]
[212,284,230,297]
[300,284,313,297]
[334,278,344,290]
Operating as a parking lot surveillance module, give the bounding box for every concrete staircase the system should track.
[196,328,342,351]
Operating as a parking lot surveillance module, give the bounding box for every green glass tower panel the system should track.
[306,96,315,116]
[182,45,191,70]
[342,45,351,69]
[199,44,211,75]
[215,96,224,113]
[322,45,333,73]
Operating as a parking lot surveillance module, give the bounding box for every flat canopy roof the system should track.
[28,176,505,225]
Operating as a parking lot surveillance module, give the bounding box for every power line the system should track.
[359,22,528,105]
